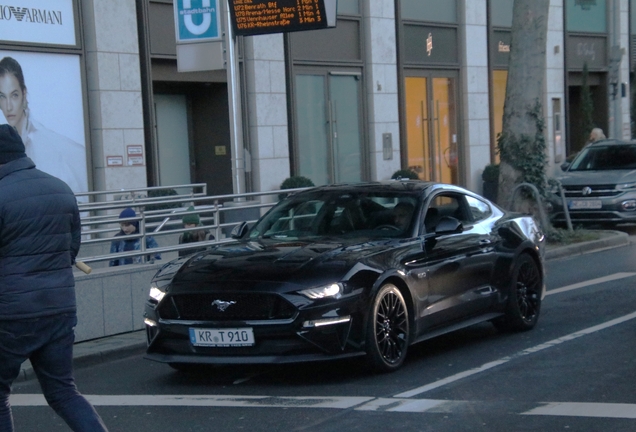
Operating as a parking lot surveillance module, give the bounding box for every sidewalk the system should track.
[544,229,631,260]
[15,230,632,383]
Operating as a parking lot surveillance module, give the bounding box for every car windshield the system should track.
[248,190,420,240]
[569,144,636,171]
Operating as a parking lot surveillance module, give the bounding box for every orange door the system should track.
[405,75,459,184]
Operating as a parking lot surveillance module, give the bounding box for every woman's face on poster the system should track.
[0,73,26,128]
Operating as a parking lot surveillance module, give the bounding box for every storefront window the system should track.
[490,0,514,28]
[338,0,359,15]
[566,0,607,33]
[405,76,459,184]
[295,72,364,186]
[492,70,508,163]
[400,0,457,23]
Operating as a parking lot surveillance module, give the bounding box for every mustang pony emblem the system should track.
[212,300,236,312]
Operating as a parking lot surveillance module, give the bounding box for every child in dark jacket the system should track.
[178,206,214,257]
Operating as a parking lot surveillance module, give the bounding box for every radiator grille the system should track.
[158,292,297,321]
[562,184,618,198]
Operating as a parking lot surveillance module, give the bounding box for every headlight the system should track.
[618,182,636,191]
[621,200,636,211]
[299,283,342,299]
[547,179,562,194]
[149,282,166,302]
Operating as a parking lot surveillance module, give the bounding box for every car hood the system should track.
[558,169,636,186]
[154,237,401,288]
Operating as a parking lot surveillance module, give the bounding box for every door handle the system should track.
[479,239,492,245]
[475,286,494,295]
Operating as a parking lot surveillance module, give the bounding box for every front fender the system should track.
[356,269,415,345]
[492,218,545,301]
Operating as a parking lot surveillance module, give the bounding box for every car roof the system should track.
[290,181,480,198]
[301,180,435,194]
[586,139,636,147]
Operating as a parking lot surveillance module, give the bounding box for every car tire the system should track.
[493,254,542,332]
[365,284,409,373]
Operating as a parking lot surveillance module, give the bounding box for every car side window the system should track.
[465,195,492,222]
[424,194,469,232]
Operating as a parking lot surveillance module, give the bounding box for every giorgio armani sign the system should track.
[0,0,75,46]
[0,4,63,25]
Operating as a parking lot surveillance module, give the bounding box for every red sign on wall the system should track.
[127,145,144,166]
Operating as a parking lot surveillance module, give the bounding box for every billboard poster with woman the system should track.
[0,50,88,194]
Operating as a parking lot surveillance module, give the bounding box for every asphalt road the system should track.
[9,235,636,432]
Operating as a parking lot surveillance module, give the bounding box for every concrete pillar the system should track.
[243,34,291,200]
[607,0,631,140]
[82,0,146,193]
[619,0,632,139]
[459,0,491,193]
[364,0,401,180]
[546,0,566,175]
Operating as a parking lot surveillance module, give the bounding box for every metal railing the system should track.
[508,182,552,231]
[77,184,311,265]
[507,181,574,233]
[76,183,207,215]
[551,179,574,231]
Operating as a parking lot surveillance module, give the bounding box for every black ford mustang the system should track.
[144,181,545,372]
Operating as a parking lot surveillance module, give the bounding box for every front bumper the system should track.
[547,194,636,224]
[144,350,366,365]
[144,292,367,365]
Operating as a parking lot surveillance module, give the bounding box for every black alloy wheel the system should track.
[366,284,409,372]
[494,254,542,332]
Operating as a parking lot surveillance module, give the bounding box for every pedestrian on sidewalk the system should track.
[588,127,606,143]
[0,124,109,431]
[109,207,161,266]
[178,206,214,257]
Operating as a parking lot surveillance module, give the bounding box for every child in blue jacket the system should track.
[109,207,161,266]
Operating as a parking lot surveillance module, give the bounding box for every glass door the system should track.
[405,77,431,180]
[405,74,459,184]
[295,71,364,185]
[154,94,192,186]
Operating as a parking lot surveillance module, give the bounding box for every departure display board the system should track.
[229,0,328,36]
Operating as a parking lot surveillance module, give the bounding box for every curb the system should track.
[545,230,630,261]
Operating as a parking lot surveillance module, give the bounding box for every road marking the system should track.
[355,398,448,412]
[523,402,636,419]
[547,272,636,296]
[362,400,636,419]
[393,310,636,398]
[10,394,374,409]
[11,394,636,419]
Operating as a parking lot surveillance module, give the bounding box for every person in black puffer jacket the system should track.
[0,124,108,431]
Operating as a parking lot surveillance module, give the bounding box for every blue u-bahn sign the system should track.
[174,0,221,43]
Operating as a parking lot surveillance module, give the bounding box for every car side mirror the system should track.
[434,216,463,235]
[231,221,248,239]
[560,162,570,171]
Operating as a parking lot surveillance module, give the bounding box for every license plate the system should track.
[569,200,602,210]
[189,327,255,347]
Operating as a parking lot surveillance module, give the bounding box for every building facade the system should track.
[0,0,632,203]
